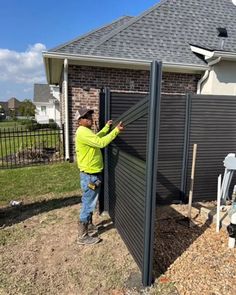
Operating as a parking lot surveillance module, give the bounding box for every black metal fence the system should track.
[0,126,64,169]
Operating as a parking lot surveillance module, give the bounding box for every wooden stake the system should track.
[188,144,197,220]
[216,174,222,233]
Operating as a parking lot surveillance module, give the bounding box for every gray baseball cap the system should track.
[75,107,94,120]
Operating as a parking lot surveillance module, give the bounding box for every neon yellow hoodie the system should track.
[75,124,120,173]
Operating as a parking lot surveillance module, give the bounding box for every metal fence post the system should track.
[181,93,192,202]
[104,87,111,212]
[143,60,162,286]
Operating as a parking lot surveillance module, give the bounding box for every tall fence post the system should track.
[104,87,111,212]
[143,60,162,286]
[98,87,111,213]
[181,93,192,202]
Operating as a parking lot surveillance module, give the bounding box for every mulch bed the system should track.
[153,204,236,295]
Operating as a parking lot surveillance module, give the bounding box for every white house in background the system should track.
[33,84,60,125]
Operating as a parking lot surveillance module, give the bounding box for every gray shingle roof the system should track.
[34,84,54,103]
[51,0,236,66]
[50,16,133,53]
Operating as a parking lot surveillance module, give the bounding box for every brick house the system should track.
[42,0,236,160]
[0,97,22,117]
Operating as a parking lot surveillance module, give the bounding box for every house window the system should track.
[41,106,46,113]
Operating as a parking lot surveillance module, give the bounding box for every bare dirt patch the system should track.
[0,197,235,295]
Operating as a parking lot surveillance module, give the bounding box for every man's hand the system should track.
[116,121,124,131]
[106,120,113,126]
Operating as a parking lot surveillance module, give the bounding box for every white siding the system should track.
[201,60,236,95]
[35,102,61,125]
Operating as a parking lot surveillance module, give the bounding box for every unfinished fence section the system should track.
[101,61,162,286]
[0,127,65,168]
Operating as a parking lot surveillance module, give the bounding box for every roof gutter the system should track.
[212,51,236,60]
[190,45,236,61]
[42,51,208,72]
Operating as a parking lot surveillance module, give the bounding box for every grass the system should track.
[0,162,80,206]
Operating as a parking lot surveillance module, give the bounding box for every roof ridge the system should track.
[49,16,133,52]
[92,0,169,50]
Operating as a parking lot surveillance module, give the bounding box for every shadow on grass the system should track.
[0,195,81,228]
[152,204,211,279]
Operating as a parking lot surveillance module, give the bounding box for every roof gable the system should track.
[50,0,236,66]
[34,84,54,103]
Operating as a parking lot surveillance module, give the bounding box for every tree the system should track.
[18,99,36,117]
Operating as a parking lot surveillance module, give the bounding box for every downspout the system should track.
[197,69,209,94]
[197,57,222,94]
[64,58,70,160]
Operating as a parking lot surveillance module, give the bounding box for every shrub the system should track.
[26,122,60,131]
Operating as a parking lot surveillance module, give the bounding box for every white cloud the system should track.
[23,87,32,93]
[0,43,47,84]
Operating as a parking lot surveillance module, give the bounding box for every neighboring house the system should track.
[42,0,236,160]
[0,97,22,117]
[33,84,60,125]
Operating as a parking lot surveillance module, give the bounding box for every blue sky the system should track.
[0,0,159,102]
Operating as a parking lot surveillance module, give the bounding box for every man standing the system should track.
[75,107,124,245]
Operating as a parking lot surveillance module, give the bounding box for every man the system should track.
[75,107,124,245]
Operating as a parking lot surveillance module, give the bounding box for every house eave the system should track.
[42,51,208,84]
[190,45,214,60]
[213,51,236,61]
[190,45,236,62]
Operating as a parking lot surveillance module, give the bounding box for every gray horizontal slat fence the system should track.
[108,93,187,204]
[110,92,147,121]
[99,90,147,212]
[102,61,162,286]
[108,147,146,268]
[186,94,236,201]
[106,98,149,272]
[157,94,186,204]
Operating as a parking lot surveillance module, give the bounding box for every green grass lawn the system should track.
[0,162,80,206]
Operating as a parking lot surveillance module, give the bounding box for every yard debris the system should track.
[9,200,22,207]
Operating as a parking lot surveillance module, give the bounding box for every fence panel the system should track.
[185,94,236,201]
[157,94,187,204]
[102,61,162,286]
[0,126,64,169]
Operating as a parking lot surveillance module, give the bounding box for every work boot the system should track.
[88,212,98,235]
[78,221,88,238]
[77,222,100,245]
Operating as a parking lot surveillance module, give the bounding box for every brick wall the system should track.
[63,65,201,159]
